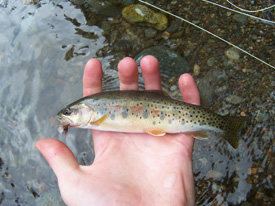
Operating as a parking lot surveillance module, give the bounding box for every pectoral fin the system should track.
[90,114,109,126]
[144,129,166,136]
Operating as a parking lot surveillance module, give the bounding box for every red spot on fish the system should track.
[152,109,159,115]
[108,105,122,113]
[131,106,143,114]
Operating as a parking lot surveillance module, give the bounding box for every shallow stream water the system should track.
[0,0,274,205]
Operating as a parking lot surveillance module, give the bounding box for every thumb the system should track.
[36,138,79,178]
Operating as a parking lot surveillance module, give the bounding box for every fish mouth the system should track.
[56,114,70,126]
[56,115,70,135]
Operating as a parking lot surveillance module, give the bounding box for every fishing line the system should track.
[138,0,275,69]
[226,0,275,13]
[201,0,275,24]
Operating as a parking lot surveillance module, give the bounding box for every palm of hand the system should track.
[56,131,194,205]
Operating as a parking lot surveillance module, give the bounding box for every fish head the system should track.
[56,103,94,128]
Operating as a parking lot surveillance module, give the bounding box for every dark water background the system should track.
[0,0,274,205]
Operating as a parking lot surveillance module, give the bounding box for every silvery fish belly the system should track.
[56,90,246,149]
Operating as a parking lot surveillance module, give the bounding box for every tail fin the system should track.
[223,116,247,149]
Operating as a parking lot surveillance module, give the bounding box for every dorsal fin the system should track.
[148,90,171,97]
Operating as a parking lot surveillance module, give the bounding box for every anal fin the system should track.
[144,129,166,136]
[184,131,208,139]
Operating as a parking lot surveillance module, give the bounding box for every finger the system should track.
[140,55,162,90]
[118,57,139,90]
[83,58,102,96]
[178,74,200,106]
[36,138,79,179]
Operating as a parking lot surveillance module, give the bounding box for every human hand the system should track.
[36,55,200,206]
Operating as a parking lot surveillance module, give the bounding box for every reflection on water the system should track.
[0,0,274,205]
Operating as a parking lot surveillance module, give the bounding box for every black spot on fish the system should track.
[181,119,185,125]
[153,121,156,125]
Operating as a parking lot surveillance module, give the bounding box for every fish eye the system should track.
[63,108,72,115]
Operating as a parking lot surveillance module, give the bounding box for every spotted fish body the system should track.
[57,91,246,148]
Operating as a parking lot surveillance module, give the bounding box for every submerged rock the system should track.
[233,14,248,24]
[207,57,215,67]
[144,28,157,38]
[225,47,240,61]
[197,69,226,106]
[122,4,168,30]
[71,0,135,16]
[193,64,200,76]
[135,45,192,76]
[225,94,243,104]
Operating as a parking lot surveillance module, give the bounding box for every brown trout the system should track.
[56,90,246,148]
